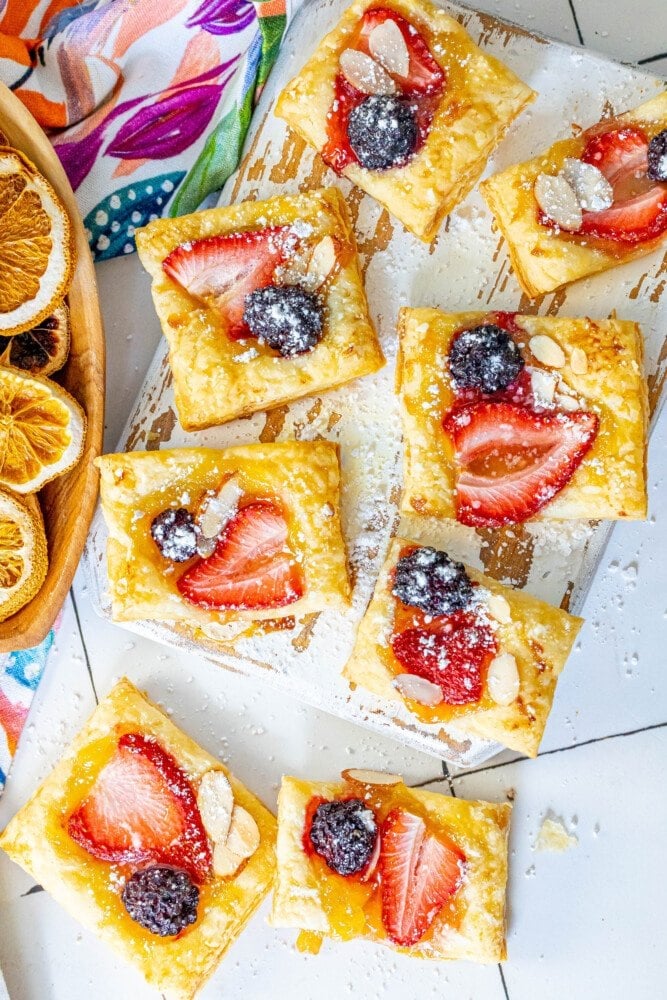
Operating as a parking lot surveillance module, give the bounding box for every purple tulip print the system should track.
[186,0,256,36]
[106,84,225,159]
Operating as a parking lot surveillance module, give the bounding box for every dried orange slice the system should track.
[0,366,85,493]
[0,488,47,622]
[0,149,74,336]
[0,302,70,376]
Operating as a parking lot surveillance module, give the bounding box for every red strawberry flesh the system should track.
[380,807,466,946]
[443,401,598,527]
[162,227,293,336]
[177,500,304,610]
[67,733,212,884]
[322,9,445,173]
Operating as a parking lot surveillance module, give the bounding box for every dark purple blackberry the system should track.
[150,507,197,562]
[647,129,667,182]
[392,546,473,616]
[347,95,418,171]
[309,798,377,876]
[243,284,323,357]
[122,866,199,937]
[448,324,524,394]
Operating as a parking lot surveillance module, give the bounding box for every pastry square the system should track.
[275,0,535,242]
[271,771,511,961]
[481,93,667,297]
[0,678,277,1000]
[136,187,383,430]
[398,308,648,523]
[96,441,351,631]
[344,537,582,757]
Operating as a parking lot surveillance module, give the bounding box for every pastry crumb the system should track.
[534,815,578,853]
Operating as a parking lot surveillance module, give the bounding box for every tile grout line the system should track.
[69,589,99,705]
[637,51,667,65]
[566,0,585,45]
[498,964,511,1000]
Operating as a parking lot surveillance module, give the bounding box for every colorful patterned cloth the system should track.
[0,0,288,260]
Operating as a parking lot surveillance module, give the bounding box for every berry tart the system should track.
[275,0,534,242]
[96,442,350,636]
[135,187,383,430]
[271,770,510,960]
[398,308,648,523]
[0,679,276,1000]
[481,92,667,297]
[344,538,581,756]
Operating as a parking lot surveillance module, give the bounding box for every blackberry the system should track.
[392,546,473,616]
[122,866,199,937]
[151,507,197,562]
[309,798,377,876]
[647,129,667,182]
[448,324,524,394]
[243,284,324,357]
[347,95,418,171]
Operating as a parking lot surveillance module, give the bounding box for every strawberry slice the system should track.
[443,401,598,527]
[177,500,304,610]
[162,227,292,336]
[68,733,212,884]
[391,610,497,705]
[579,127,667,243]
[322,9,445,173]
[380,808,466,946]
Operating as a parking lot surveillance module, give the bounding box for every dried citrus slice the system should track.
[0,149,74,336]
[0,367,85,493]
[0,488,48,623]
[0,302,70,376]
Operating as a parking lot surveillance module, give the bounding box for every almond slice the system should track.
[569,347,588,375]
[529,334,566,369]
[487,593,512,624]
[197,769,234,844]
[368,19,409,78]
[393,673,444,707]
[196,476,243,557]
[225,805,260,859]
[487,652,520,706]
[556,393,581,412]
[213,842,245,878]
[534,173,582,231]
[339,48,397,96]
[561,157,613,212]
[341,768,403,786]
[306,235,337,289]
[530,368,557,405]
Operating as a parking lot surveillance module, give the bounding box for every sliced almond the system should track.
[393,673,444,707]
[561,157,613,212]
[341,768,402,786]
[225,805,261,860]
[530,368,557,405]
[339,48,397,96]
[529,334,566,369]
[197,769,234,844]
[534,173,582,231]
[213,842,245,878]
[569,347,588,375]
[368,19,410,78]
[556,393,581,412]
[487,652,520,706]
[196,476,243,557]
[487,593,512,624]
[306,235,337,289]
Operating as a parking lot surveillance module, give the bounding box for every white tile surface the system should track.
[0,1,666,998]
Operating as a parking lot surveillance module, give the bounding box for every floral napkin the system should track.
[0,0,296,794]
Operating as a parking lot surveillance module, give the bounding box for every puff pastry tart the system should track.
[271,771,510,960]
[96,442,350,635]
[344,537,581,756]
[135,187,383,430]
[398,308,648,524]
[481,93,667,297]
[275,0,534,242]
[0,678,277,1000]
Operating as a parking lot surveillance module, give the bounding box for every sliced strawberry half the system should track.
[391,610,497,705]
[443,401,598,527]
[322,9,445,173]
[579,127,667,244]
[380,807,466,946]
[162,227,292,336]
[177,500,304,610]
[68,733,212,883]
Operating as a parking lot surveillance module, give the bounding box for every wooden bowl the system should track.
[0,82,105,652]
